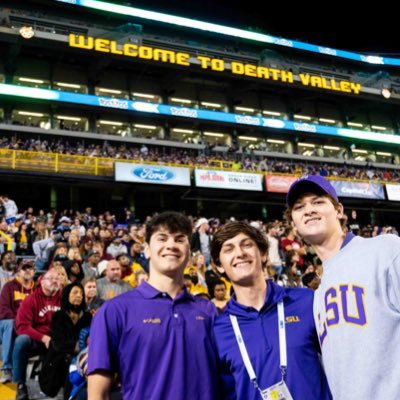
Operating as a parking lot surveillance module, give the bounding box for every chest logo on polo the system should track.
[285,315,300,323]
[143,318,161,324]
[196,316,205,320]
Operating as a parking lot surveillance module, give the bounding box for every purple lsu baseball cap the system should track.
[286,175,338,207]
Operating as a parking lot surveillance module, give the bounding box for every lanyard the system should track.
[230,301,287,393]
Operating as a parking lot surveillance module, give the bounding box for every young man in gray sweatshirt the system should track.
[286,175,400,400]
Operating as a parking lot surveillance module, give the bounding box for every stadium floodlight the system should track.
[238,136,258,141]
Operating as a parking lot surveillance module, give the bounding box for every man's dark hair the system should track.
[145,211,192,243]
[213,279,226,288]
[211,221,268,267]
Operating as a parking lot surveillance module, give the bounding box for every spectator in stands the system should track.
[0,221,15,254]
[64,260,84,283]
[82,277,104,315]
[129,240,149,272]
[211,221,331,399]
[278,251,303,288]
[106,236,128,259]
[14,223,31,255]
[301,272,321,291]
[82,250,101,279]
[211,279,228,314]
[88,211,220,399]
[13,268,62,400]
[280,226,307,271]
[0,260,35,384]
[265,222,283,276]
[0,195,18,224]
[71,217,86,238]
[0,251,17,294]
[96,260,132,301]
[39,282,92,398]
[191,217,212,266]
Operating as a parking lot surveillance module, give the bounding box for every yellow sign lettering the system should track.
[68,35,362,96]
[94,38,110,53]
[197,56,211,69]
[176,52,190,66]
[231,62,244,74]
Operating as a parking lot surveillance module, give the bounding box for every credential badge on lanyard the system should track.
[230,301,294,400]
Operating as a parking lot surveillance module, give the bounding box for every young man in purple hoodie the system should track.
[211,221,331,400]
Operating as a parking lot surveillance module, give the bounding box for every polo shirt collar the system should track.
[227,279,287,318]
[137,280,194,301]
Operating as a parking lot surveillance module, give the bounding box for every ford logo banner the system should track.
[133,167,175,182]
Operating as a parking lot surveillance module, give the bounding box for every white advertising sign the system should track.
[115,162,191,186]
[194,169,262,191]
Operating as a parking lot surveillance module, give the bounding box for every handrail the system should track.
[0,148,395,185]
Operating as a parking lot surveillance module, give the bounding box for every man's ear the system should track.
[216,264,225,274]
[143,243,150,260]
[261,253,268,265]
[337,203,344,219]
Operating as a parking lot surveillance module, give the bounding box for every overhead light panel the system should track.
[235,106,255,112]
[201,101,222,108]
[18,77,44,84]
[56,82,81,89]
[238,136,258,141]
[294,114,312,120]
[376,151,392,156]
[319,118,336,124]
[371,125,386,131]
[99,88,122,94]
[18,111,44,117]
[170,97,192,104]
[133,92,156,99]
[347,122,363,127]
[203,132,224,137]
[262,110,281,116]
[172,128,195,133]
[134,124,157,129]
[56,115,82,121]
[323,145,340,150]
[298,142,315,148]
[99,120,123,126]
[267,139,285,144]
[352,149,368,154]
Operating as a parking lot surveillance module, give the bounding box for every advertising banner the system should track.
[265,175,298,193]
[115,162,191,186]
[386,184,400,201]
[331,180,385,199]
[194,169,262,191]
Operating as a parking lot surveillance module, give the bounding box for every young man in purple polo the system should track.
[87,211,220,399]
[211,221,331,399]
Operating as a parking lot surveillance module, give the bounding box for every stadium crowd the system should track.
[0,192,398,398]
[1,136,400,182]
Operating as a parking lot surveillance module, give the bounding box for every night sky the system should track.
[127,0,399,55]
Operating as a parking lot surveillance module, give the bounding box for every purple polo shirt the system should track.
[88,281,220,399]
